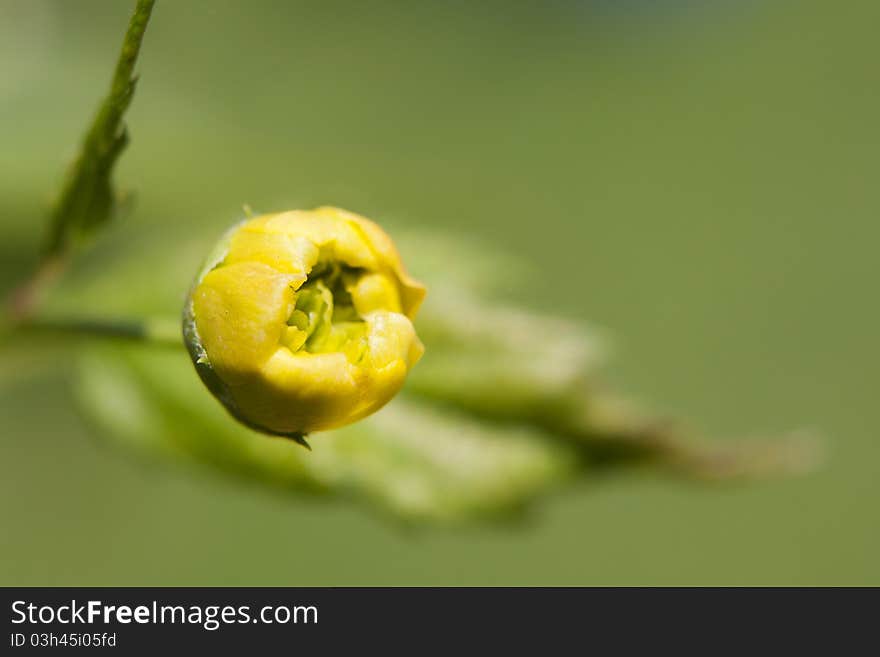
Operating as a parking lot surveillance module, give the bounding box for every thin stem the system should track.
[15,316,182,348]
[4,255,67,323]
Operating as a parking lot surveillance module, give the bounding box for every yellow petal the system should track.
[224,228,318,277]
[328,207,427,318]
[350,272,402,315]
[192,262,300,384]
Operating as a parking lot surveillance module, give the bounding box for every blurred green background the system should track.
[1,0,877,584]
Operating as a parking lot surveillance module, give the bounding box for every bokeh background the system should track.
[1,0,877,584]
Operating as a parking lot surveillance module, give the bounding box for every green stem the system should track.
[4,254,67,323]
[16,316,181,348]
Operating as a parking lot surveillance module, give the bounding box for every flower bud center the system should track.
[281,260,369,363]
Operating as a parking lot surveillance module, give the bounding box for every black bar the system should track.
[1,588,875,653]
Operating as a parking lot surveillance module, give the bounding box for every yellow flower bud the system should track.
[183,207,426,443]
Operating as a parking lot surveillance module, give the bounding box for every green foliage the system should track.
[46,0,155,257]
[77,343,577,523]
[60,232,816,523]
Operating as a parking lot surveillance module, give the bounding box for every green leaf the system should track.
[407,287,816,480]
[46,0,155,256]
[76,343,577,523]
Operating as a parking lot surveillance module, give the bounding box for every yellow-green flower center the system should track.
[281,261,369,363]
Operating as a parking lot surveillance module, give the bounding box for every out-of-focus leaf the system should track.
[76,344,577,523]
[409,282,818,479]
[410,282,607,419]
[41,226,818,523]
